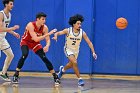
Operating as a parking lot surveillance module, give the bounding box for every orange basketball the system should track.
[116,17,128,29]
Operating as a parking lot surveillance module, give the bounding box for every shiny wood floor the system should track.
[0,76,140,93]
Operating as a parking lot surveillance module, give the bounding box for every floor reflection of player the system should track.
[53,86,62,93]
[0,82,18,93]
[0,82,10,93]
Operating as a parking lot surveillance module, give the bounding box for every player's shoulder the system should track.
[62,28,69,33]
[0,10,3,14]
[64,28,69,31]
[26,22,34,29]
[43,24,48,29]
[0,11,4,17]
[0,12,4,21]
[27,22,33,26]
[42,24,48,32]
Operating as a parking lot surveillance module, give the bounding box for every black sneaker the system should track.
[12,75,19,84]
[54,78,60,86]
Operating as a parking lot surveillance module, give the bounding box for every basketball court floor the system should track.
[0,75,140,93]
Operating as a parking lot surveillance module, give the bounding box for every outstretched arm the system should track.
[0,13,19,32]
[8,31,20,39]
[83,31,97,60]
[52,28,68,41]
[28,23,56,42]
[42,25,50,52]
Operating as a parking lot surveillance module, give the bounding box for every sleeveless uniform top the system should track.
[64,27,83,51]
[0,10,11,40]
[21,21,44,43]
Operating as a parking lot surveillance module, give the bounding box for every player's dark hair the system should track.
[69,14,84,26]
[36,12,47,19]
[3,0,14,7]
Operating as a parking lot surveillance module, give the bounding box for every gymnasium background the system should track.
[0,0,140,75]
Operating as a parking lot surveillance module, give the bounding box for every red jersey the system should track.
[20,21,44,52]
[21,21,44,43]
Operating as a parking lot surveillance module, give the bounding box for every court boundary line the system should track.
[7,71,140,80]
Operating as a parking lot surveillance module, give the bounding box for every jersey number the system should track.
[72,41,76,45]
[6,24,8,28]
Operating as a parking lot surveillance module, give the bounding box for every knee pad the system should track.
[22,54,28,60]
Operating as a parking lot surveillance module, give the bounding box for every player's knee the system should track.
[41,53,46,59]
[72,60,78,65]
[7,52,14,59]
[22,54,28,59]
[11,53,14,59]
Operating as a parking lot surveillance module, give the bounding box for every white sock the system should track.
[62,68,65,72]
[78,77,82,80]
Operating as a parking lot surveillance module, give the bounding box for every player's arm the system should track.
[0,13,19,32]
[43,25,50,52]
[83,31,97,60]
[52,28,68,41]
[28,23,56,42]
[28,23,47,42]
[8,31,20,39]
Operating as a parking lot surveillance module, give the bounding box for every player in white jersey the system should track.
[52,14,97,86]
[0,0,20,81]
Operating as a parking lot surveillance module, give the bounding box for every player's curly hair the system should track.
[68,14,84,26]
[3,0,14,7]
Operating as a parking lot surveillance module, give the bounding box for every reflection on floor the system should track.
[0,77,140,93]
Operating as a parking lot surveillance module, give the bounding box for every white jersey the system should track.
[0,10,11,40]
[64,27,83,52]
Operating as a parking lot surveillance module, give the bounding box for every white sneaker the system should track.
[0,73,11,82]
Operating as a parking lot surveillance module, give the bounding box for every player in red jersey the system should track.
[12,12,60,85]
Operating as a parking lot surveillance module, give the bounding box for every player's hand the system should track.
[49,28,57,35]
[52,36,57,41]
[43,46,49,52]
[93,52,97,60]
[13,32,20,39]
[12,25,20,30]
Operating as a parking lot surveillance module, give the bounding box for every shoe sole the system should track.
[55,83,60,87]
[12,81,19,84]
[0,76,11,82]
[78,84,85,86]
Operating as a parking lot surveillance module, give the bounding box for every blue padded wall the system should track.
[93,0,139,75]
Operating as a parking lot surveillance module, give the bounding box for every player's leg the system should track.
[0,39,14,81]
[57,61,73,79]
[13,45,29,83]
[64,61,73,70]
[68,55,81,78]
[68,54,84,86]
[58,48,74,78]
[35,48,60,85]
[0,48,14,81]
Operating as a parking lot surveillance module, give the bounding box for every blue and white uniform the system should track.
[0,10,11,57]
[64,27,83,59]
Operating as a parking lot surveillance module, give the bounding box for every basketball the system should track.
[116,17,128,29]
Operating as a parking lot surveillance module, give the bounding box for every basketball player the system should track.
[12,12,60,85]
[52,14,97,86]
[0,0,20,81]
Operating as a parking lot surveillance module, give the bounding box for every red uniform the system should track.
[20,21,44,52]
